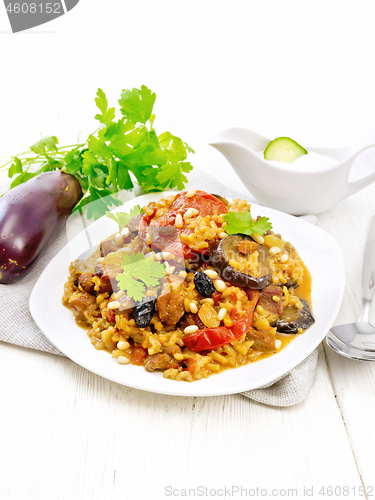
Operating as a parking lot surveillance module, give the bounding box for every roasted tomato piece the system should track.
[183,290,260,352]
[140,191,228,257]
[130,347,148,365]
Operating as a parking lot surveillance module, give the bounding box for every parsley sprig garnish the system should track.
[223,210,272,236]
[1,86,194,220]
[116,252,165,302]
[106,206,144,232]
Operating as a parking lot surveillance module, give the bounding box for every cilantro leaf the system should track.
[223,210,272,236]
[30,136,58,155]
[118,85,156,124]
[106,205,144,232]
[116,252,165,302]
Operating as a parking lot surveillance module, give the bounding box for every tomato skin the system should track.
[130,347,148,365]
[183,290,261,352]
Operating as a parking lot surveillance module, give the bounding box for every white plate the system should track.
[29,191,345,397]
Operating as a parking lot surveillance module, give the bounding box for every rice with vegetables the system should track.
[63,190,314,382]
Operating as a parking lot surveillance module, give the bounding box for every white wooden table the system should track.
[1,1,375,499]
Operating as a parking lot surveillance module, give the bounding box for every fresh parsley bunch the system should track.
[1,86,194,220]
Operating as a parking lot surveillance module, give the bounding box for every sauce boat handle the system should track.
[345,144,375,199]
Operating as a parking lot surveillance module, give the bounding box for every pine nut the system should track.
[214,279,226,292]
[155,252,172,261]
[280,253,288,263]
[200,298,214,305]
[275,339,282,349]
[118,356,130,364]
[184,208,194,219]
[184,325,198,334]
[175,213,183,228]
[269,246,281,256]
[118,341,130,350]
[218,308,227,321]
[179,271,187,279]
[219,232,228,239]
[144,251,156,259]
[165,265,175,275]
[204,269,218,279]
[121,227,130,237]
[252,234,265,244]
[108,301,120,310]
[190,302,198,314]
[114,233,123,245]
[186,188,196,198]
[156,251,172,260]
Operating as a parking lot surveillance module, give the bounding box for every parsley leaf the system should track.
[8,157,22,178]
[95,88,116,127]
[86,185,122,220]
[30,136,59,155]
[106,205,144,232]
[223,210,272,236]
[116,252,165,302]
[118,85,156,124]
[156,161,193,190]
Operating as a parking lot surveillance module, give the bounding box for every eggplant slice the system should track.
[275,299,315,334]
[210,234,272,289]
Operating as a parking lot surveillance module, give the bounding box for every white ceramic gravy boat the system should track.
[209,127,375,215]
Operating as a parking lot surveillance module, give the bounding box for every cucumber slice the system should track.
[264,137,308,163]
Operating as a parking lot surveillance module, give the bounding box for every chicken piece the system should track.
[247,327,276,351]
[258,285,284,316]
[126,214,143,233]
[144,353,178,372]
[68,292,100,323]
[156,275,187,325]
[78,273,94,293]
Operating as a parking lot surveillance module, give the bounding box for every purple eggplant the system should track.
[0,171,82,284]
[210,234,272,289]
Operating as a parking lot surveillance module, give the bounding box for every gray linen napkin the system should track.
[0,169,318,406]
